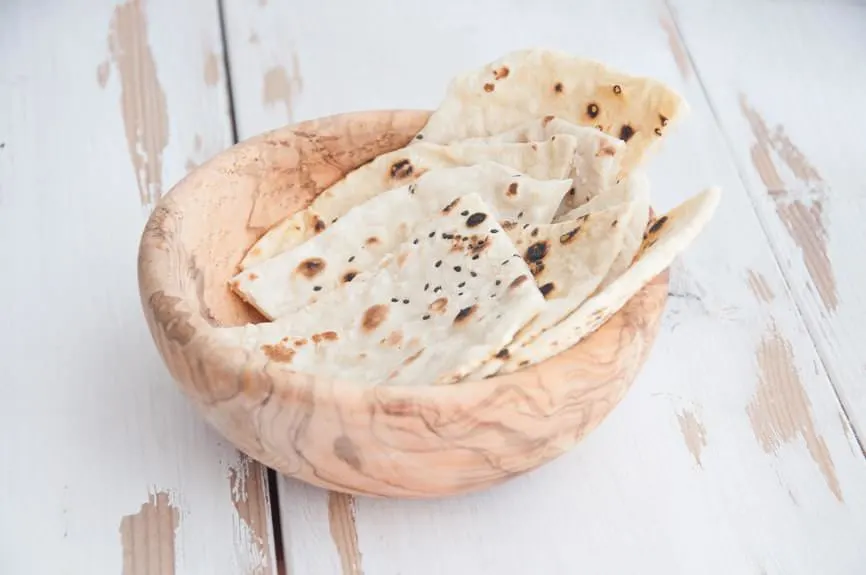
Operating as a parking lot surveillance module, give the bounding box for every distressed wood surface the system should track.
[221,0,866,573]
[6,0,866,573]
[0,0,275,572]
[669,0,866,444]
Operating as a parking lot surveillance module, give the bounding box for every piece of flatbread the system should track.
[413,48,688,176]
[496,186,721,374]
[239,136,581,269]
[231,163,572,319]
[462,117,625,212]
[219,193,546,387]
[466,205,629,379]
[556,169,651,288]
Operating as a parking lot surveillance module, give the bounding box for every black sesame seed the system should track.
[435,260,442,268]
[466,212,487,227]
[470,271,478,277]
[502,260,509,265]
[348,256,355,262]
[458,282,466,288]
[391,298,399,303]
[517,211,524,219]
[495,280,502,286]
[491,229,500,234]
[429,231,436,238]
[434,286,442,293]
[461,210,469,216]
[523,224,530,229]
[402,299,410,304]
[472,255,480,260]
[458,292,464,297]
[422,314,431,320]
[413,238,419,244]
[313,286,322,292]
[454,266,462,272]
[424,283,430,291]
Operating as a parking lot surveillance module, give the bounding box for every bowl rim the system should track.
[137,109,670,409]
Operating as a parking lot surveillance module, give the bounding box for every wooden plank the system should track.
[0,1,275,572]
[221,0,866,573]
[668,0,866,444]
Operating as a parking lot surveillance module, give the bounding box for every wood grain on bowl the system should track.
[137,110,669,498]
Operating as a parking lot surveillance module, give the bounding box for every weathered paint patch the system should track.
[746,269,775,303]
[97,60,111,88]
[262,54,303,124]
[677,408,707,467]
[228,455,272,574]
[327,492,363,575]
[204,51,221,86]
[658,14,690,80]
[119,491,180,575]
[740,95,836,312]
[108,0,169,208]
[746,327,843,501]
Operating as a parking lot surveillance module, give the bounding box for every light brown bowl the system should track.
[137,110,669,499]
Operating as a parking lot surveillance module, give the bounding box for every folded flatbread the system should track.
[219,193,546,387]
[556,169,651,288]
[413,48,688,176]
[240,136,582,269]
[462,117,624,212]
[232,162,571,319]
[495,186,721,374]
[466,204,629,379]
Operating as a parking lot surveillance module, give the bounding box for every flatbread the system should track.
[231,162,572,319]
[496,186,721,374]
[239,135,582,269]
[462,116,625,212]
[413,48,688,176]
[556,169,651,288]
[219,193,546,387]
[467,204,629,379]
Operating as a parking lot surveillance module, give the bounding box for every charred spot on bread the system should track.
[296,257,326,278]
[454,305,477,324]
[525,241,549,262]
[619,124,635,142]
[390,158,413,179]
[362,304,388,332]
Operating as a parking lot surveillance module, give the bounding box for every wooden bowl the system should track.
[137,110,669,499]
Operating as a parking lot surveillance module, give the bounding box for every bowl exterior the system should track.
[138,110,669,498]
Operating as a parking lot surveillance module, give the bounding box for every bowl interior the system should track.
[161,110,431,329]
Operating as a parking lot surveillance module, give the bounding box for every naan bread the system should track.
[462,116,624,212]
[556,169,651,288]
[467,205,629,379]
[413,48,688,176]
[219,193,546,387]
[231,163,572,319]
[496,186,721,374]
[240,136,581,269]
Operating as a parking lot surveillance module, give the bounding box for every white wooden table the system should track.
[3,0,866,573]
